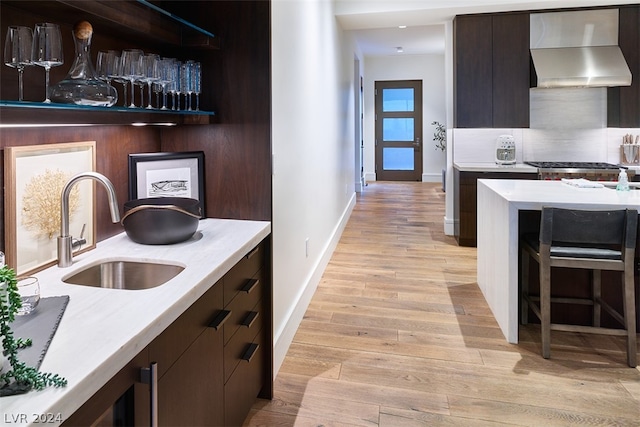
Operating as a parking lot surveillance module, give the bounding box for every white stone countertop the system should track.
[1,218,270,426]
[480,178,640,209]
[453,162,538,173]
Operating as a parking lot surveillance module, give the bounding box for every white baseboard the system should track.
[272,192,357,377]
[364,172,444,184]
[444,216,456,236]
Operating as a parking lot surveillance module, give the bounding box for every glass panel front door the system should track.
[375,80,423,181]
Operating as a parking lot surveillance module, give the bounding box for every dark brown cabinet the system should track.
[454,168,537,247]
[608,5,640,128]
[454,13,530,128]
[62,238,271,427]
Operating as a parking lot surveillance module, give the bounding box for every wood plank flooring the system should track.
[244,182,640,427]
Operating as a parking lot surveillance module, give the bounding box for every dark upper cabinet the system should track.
[454,15,493,128]
[608,5,640,128]
[454,12,530,128]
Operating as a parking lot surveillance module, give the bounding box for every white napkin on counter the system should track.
[561,178,604,188]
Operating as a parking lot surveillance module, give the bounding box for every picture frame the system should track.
[4,141,97,276]
[128,151,206,217]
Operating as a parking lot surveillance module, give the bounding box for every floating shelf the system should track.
[0,101,215,126]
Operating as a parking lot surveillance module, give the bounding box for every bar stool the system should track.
[521,207,638,367]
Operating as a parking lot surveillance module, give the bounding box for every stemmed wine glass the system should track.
[4,26,33,101]
[120,49,143,108]
[31,23,63,103]
[157,57,174,110]
[192,62,201,111]
[169,60,182,111]
[96,50,119,85]
[182,60,194,111]
[139,53,160,109]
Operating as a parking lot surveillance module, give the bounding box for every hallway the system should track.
[245,182,640,426]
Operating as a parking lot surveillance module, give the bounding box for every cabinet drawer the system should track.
[224,331,264,427]
[223,300,263,384]
[224,242,264,306]
[224,269,263,345]
[149,279,223,379]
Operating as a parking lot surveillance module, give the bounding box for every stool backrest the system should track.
[540,207,638,250]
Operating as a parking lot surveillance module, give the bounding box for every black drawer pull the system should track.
[246,245,260,260]
[241,343,259,363]
[241,311,259,328]
[208,310,231,330]
[241,278,259,294]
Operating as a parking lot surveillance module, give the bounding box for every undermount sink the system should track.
[63,260,185,290]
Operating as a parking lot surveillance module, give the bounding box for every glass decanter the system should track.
[50,21,117,106]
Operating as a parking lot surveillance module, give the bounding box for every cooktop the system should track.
[525,161,626,170]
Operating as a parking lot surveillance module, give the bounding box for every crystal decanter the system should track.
[50,21,117,106]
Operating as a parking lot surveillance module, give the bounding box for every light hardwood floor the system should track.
[244,182,640,426]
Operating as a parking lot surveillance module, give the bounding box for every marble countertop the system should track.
[1,218,271,426]
[478,179,640,209]
[453,162,538,173]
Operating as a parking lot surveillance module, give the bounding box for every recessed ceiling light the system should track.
[398,25,407,29]
[396,47,404,53]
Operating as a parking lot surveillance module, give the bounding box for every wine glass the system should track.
[169,60,182,111]
[157,57,174,110]
[192,62,201,111]
[96,50,119,85]
[4,26,33,101]
[139,53,160,109]
[32,23,64,103]
[182,60,194,111]
[109,53,129,107]
[120,49,143,108]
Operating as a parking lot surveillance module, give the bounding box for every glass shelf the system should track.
[0,101,215,126]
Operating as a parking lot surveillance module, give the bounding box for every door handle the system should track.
[140,362,158,427]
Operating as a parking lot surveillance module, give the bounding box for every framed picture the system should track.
[128,151,206,216]
[4,141,97,276]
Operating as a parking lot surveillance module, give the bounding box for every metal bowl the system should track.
[121,197,202,245]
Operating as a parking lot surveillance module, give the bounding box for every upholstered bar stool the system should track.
[521,207,638,367]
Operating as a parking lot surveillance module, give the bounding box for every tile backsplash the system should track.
[453,87,639,164]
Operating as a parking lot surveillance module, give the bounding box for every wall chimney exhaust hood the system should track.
[530,9,632,88]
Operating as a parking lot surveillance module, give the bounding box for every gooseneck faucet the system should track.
[58,172,121,268]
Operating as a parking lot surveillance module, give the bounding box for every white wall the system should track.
[271,0,359,376]
[362,53,447,182]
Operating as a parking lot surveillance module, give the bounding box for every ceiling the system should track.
[336,0,640,56]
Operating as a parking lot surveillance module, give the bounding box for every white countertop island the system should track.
[1,218,270,426]
[476,179,640,343]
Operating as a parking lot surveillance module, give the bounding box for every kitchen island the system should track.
[476,179,640,343]
[1,218,270,426]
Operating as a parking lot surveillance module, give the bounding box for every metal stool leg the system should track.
[540,256,551,359]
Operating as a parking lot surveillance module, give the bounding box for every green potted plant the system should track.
[432,121,446,152]
[432,121,446,191]
[1,263,67,396]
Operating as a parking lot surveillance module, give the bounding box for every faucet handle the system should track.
[71,224,87,250]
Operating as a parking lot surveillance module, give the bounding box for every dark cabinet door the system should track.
[157,328,224,426]
[454,14,493,128]
[492,13,530,128]
[156,283,225,427]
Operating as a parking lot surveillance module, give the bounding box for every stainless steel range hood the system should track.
[530,9,632,88]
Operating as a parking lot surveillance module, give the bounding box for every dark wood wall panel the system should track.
[0,127,161,253]
[160,1,271,221]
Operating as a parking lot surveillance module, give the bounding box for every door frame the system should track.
[374,80,423,181]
